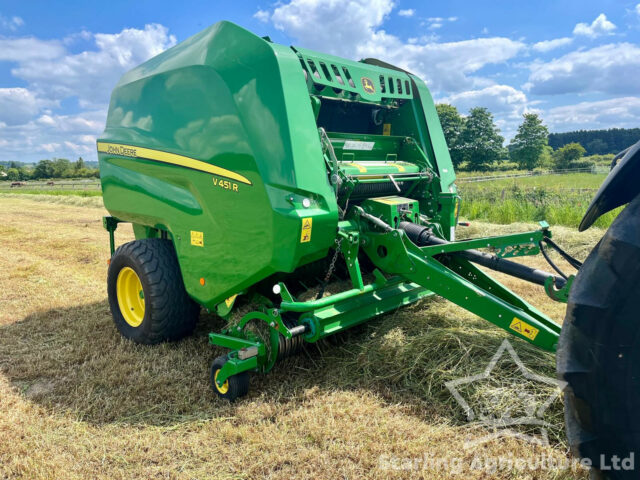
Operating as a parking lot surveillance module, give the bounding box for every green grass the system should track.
[458,173,616,229]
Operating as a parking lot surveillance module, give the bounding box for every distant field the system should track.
[457,173,617,229]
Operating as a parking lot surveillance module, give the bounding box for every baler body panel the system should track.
[98,22,338,308]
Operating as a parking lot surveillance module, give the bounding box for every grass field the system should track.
[458,173,619,229]
[0,195,607,479]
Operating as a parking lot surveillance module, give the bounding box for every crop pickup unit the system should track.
[97,22,640,479]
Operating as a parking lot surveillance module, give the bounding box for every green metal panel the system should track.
[98,21,339,309]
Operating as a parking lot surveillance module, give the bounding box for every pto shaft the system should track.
[398,222,566,289]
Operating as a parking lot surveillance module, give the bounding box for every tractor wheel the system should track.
[210,355,249,401]
[107,238,199,344]
[557,194,640,479]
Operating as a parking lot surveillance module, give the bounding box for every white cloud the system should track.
[398,9,414,17]
[526,43,640,95]
[11,24,176,109]
[636,4,640,16]
[0,14,24,31]
[0,37,65,62]
[0,24,176,162]
[441,85,529,139]
[424,15,456,30]
[0,88,46,125]
[267,0,524,94]
[442,85,527,115]
[254,9,270,22]
[532,37,573,52]
[0,110,105,160]
[573,13,616,38]
[545,97,640,131]
[271,0,394,58]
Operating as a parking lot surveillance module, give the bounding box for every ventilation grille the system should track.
[296,51,413,101]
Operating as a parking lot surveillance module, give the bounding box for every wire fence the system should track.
[457,166,608,183]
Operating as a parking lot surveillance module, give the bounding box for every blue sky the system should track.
[1,0,640,162]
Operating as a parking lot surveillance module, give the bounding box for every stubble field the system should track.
[0,194,603,479]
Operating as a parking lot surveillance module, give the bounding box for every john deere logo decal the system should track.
[361,77,375,94]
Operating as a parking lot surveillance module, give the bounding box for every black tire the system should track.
[557,195,640,479]
[107,238,199,344]
[210,355,249,401]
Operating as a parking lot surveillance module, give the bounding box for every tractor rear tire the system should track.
[557,194,640,479]
[107,238,199,344]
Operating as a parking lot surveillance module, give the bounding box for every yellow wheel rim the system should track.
[214,369,229,394]
[116,267,145,327]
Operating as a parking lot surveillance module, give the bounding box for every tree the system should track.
[52,158,71,178]
[509,113,549,170]
[586,139,608,155]
[436,103,465,167]
[459,107,505,171]
[553,142,586,170]
[538,145,554,169]
[74,157,85,172]
[6,168,20,181]
[33,159,55,179]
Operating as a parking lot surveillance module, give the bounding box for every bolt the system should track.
[498,314,502,318]
[270,322,275,327]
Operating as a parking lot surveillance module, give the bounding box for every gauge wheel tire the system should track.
[107,238,199,344]
[557,194,640,479]
[210,355,250,401]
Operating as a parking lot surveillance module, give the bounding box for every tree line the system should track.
[0,158,99,181]
[436,104,618,172]
[549,128,640,155]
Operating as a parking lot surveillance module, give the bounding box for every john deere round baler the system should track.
[97,23,640,476]
[98,20,570,399]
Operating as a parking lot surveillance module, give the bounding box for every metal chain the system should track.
[316,237,343,299]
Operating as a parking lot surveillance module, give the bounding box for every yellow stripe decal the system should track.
[97,142,252,185]
[387,163,406,173]
[344,162,367,173]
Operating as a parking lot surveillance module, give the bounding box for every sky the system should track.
[1,0,640,163]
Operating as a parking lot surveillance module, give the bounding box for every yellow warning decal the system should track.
[300,217,312,243]
[510,317,539,341]
[190,230,204,247]
[224,294,237,308]
[97,142,252,185]
[383,123,391,136]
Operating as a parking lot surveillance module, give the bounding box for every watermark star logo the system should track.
[445,339,567,447]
